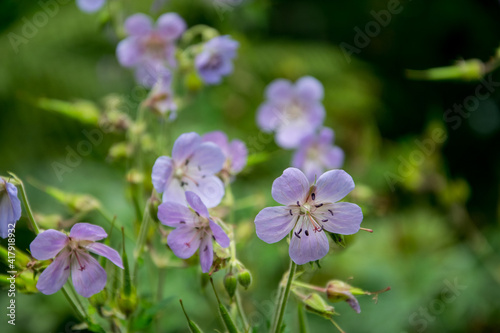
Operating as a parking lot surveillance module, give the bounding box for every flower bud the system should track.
[326,280,366,314]
[237,268,252,289]
[117,289,138,317]
[89,288,108,308]
[224,273,237,298]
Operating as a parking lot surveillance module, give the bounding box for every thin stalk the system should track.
[62,285,86,321]
[270,258,297,333]
[133,201,153,277]
[234,290,248,330]
[16,178,39,234]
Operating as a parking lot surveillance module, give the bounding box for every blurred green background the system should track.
[1,0,500,332]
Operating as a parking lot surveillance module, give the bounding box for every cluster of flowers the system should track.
[116,13,238,119]
[152,131,248,272]
[257,76,344,182]
[254,77,363,265]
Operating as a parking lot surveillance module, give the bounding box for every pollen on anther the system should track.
[328,209,334,216]
[304,230,309,236]
[322,219,328,222]
[204,245,208,251]
[289,209,293,216]
[179,220,186,224]
[311,193,316,200]
[296,201,300,206]
[315,203,323,208]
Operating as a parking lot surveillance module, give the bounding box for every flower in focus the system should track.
[0,178,22,239]
[30,223,123,297]
[202,131,247,179]
[76,0,106,13]
[117,13,186,87]
[292,127,344,182]
[195,35,239,85]
[254,168,362,265]
[256,76,325,149]
[143,71,177,120]
[152,132,225,208]
[158,191,230,272]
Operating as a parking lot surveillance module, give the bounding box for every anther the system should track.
[311,193,316,200]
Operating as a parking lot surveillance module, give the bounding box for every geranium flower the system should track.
[0,178,21,239]
[254,168,363,265]
[158,191,230,272]
[202,131,247,179]
[256,76,325,149]
[152,132,225,208]
[77,0,106,13]
[292,127,344,182]
[195,35,239,85]
[143,71,177,120]
[117,13,186,87]
[30,223,123,297]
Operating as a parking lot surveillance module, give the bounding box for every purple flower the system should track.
[256,76,325,149]
[158,191,230,272]
[143,72,177,120]
[152,132,225,208]
[30,223,123,297]
[117,13,186,87]
[0,178,22,239]
[195,36,238,85]
[76,0,106,12]
[202,131,247,178]
[254,168,363,265]
[292,127,344,182]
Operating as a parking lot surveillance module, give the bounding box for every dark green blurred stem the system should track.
[133,200,152,277]
[297,303,308,333]
[271,256,297,333]
[62,285,87,321]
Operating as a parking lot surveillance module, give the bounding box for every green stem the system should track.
[234,290,248,330]
[133,201,153,277]
[270,258,297,333]
[16,179,39,234]
[62,285,86,321]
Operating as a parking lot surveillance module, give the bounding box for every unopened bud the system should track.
[117,289,138,317]
[303,293,335,318]
[89,288,108,308]
[224,273,237,298]
[237,269,252,289]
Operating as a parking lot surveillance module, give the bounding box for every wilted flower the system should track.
[254,168,363,265]
[152,132,225,208]
[202,131,247,179]
[117,13,186,86]
[143,71,177,120]
[256,76,325,149]
[76,0,106,12]
[292,127,344,182]
[158,191,230,273]
[30,223,123,297]
[195,35,239,85]
[0,178,22,239]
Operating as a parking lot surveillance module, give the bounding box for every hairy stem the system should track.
[271,257,297,333]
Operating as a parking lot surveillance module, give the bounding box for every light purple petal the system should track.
[71,252,107,297]
[134,61,170,88]
[158,201,197,227]
[162,178,186,205]
[152,156,173,194]
[254,206,297,243]
[172,132,201,164]
[266,79,293,103]
[316,203,362,235]
[0,181,22,239]
[69,223,107,241]
[291,146,307,170]
[86,243,124,269]
[199,235,213,273]
[228,140,247,173]
[167,226,202,259]
[156,13,186,40]
[189,175,225,209]
[302,160,324,183]
[345,293,361,313]
[185,191,209,218]
[275,121,315,149]
[305,103,326,129]
[256,103,281,132]
[76,0,105,12]
[295,76,324,102]
[36,249,71,295]
[209,219,230,248]
[202,131,229,155]
[318,127,334,144]
[188,142,225,176]
[289,216,329,265]
[125,13,153,37]
[30,230,68,260]
[272,168,311,205]
[116,38,144,67]
[322,146,344,169]
[314,170,355,203]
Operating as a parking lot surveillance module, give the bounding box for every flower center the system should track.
[145,34,167,59]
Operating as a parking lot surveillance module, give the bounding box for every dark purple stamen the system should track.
[311,193,316,200]
[289,209,293,216]
[204,245,208,251]
[294,232,301,239]
[328,209,334,216]
[305,230,309,236]
[315,203,323,208]
[322,219,328,222]
[180,220,186,224]
[297,201,300,206]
